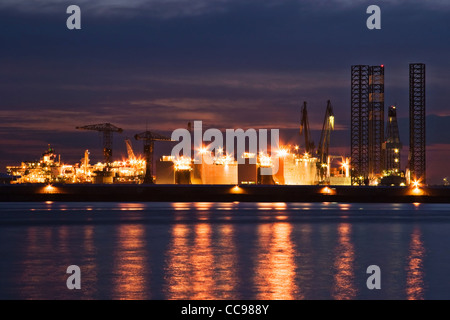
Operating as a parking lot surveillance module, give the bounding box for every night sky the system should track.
[0,0,449,184]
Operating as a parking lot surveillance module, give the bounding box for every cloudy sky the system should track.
[0,0,449,183]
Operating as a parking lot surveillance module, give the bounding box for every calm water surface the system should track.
[0,201,449,300]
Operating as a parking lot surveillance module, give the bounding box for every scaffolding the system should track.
[369,65,385,178]
[350,65,370,185]
[351,65,385,185]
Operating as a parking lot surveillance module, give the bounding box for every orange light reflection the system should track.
[191,224,216,299]
[406,228,425,300]
[112,224,149,299]
[254,223,299,299]
[82,225,97,298]
[118,203,144,211]
[194,202,213,211]
[172,202,190,211]
[214,224,238,299]
[164,224,191,299]
[332,223,357,300]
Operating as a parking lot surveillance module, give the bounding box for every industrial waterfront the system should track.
[1,65,428,191]
[0,67,443,301]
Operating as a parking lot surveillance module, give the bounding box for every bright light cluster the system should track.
[174,156,192,171]
[214,154,234,165]
[258,153,272,167]
[276,148,289,158]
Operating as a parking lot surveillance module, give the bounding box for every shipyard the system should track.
[1,63,446,202]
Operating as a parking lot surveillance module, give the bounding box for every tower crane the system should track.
[316,100,334,184]
[300,101,315,155]
[76,123,123,164]
[134,130,172,184]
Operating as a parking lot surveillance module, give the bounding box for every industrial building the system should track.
[155,156,175,184]
[7,144,146,185]
[281,152,320,185]
[154,146,336,185]
[237,153,258,184]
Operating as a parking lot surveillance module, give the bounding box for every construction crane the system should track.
[125,138,136,160]
[316,100,334,184]
[76,123,123,164]
[134,130,172,184]
[300,101,315,155]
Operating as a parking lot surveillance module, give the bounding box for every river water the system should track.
[0,201,449,300]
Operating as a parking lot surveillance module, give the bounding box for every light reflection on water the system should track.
[112,224,149,300]
[406,228,425,300]
[165,223,239,300]
[0,202,449,299]
[332,224,356,300]
[191,224,215,299]
[254,223,298,300]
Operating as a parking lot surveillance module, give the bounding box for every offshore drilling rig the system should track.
[351,63,426,186]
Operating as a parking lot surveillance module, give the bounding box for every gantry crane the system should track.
[134,130,172,183]
[300,101,315,155]
[316,100,334,184]
[76,123,123,164]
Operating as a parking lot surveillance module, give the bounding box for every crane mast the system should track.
[300,101,315,155]
[134,131,172,184]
